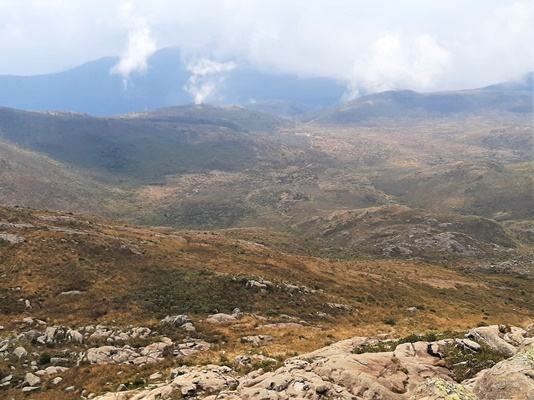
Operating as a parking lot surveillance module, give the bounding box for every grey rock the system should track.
[117,383,128,392]
[161,315,190,326]
[455,338,481,352]
[50,357,70,365]
[467,325,519,356]
[0,233,25,243]
[67,329,84,343]
[21,386,39,393]
[206,313,237,324]
[52,377,63,385]
[13,346,28,359]
[241,335,274,347]
[84,346,141,365]
[181,322,196,332]
[149,372,163,380]
[24,372,41,386]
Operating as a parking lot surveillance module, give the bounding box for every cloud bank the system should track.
[0,0,532,98]
[185,59,237,104]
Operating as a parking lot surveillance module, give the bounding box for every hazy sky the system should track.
[0,0,533,94]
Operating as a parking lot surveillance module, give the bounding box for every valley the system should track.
[0,78,533,399]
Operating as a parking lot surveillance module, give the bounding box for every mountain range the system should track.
[0,66,533,400]
[0,47,346,116]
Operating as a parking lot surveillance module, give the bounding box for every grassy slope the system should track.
[1,205,532,332]
[0,138,132,216]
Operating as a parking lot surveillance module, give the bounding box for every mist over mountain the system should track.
[0,47,346,116]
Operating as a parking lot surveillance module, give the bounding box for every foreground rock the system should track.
[470,349,534,400]
[91,324,534,400]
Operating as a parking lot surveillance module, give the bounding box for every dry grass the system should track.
[1,205,533,399]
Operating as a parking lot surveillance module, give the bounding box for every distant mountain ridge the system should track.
[0,47,346,116]
[305,73,533,125]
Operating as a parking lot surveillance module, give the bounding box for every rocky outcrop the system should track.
[466,324,534,355]
[470,349,534,400]
[206,313,238,324]
[91,324,534,400]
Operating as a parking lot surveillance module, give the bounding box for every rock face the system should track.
[470,349,534,400]
[81,339,173,365]
[91,324,534,400]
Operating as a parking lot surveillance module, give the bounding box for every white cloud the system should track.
[0,0,532,95]
[185,59,237,104]
[109,1,157,87]
[345,34,451,98]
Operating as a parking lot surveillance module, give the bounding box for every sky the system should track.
[0,0,533,95]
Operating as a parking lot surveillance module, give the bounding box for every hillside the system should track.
[1,204,532,329]
[0,77,532,399]
[0,101,532,233]
[0,105,282,182]
[0,205,533,399]
[305,74,533,125]
[0,138,125,216]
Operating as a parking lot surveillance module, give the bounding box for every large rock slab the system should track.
[470,349,534,400]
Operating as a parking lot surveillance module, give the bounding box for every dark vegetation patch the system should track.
[443,341,509,382]
[119,267,331,319]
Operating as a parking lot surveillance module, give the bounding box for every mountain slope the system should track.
[306,74,533,125]
[0,105,283,182]
[0,47,346,116]
[1,104,532,230]
[0,137,127,216]
[1,205,532,329]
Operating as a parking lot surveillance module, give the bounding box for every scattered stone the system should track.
[52,377,63,385]
[13,346,28,359]
[206,313,237,324]
[60,290,82,295]
[258,322,303,329]
[182,322,196,332]
[21,386,39,393]
[455,338,481,352]
[326,302,353,311]
[50,357,70,366]
[161,315,190,326]
[406,306,419,312]
[24,372,41,386]
[117,383,128,392]
[246,280,267,290]
[149,372,163,380]
[0,233,25,243]
[241,335,274,347]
